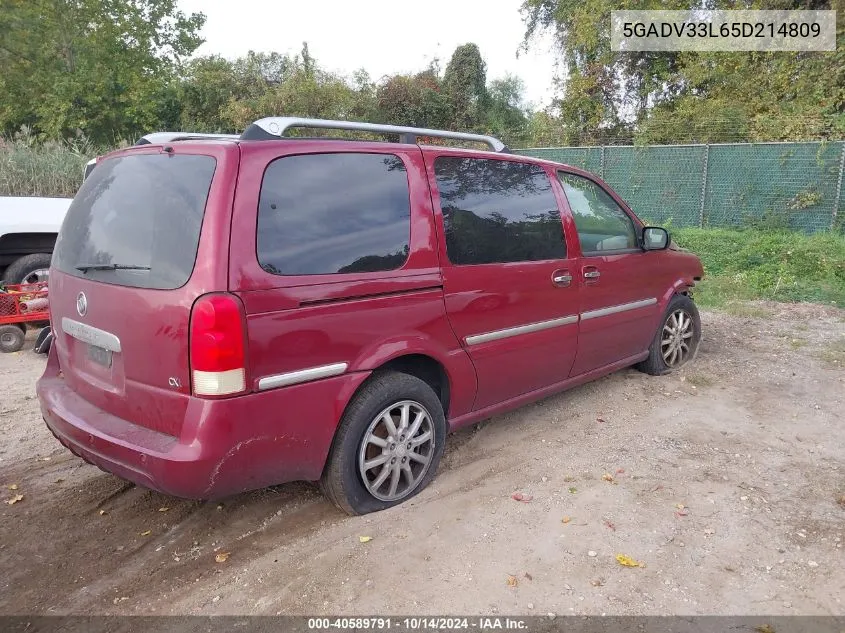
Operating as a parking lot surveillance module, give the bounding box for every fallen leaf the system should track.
[568,487,577,494]
[506,575,518,587]
[99,509,107,516]
[523,572,533,581]
[675,503,686,510]
[675,510,689,518]
[158,507,170,513]
[55,478,65,484]
[358,536,372,543]
[754,625,775,633]
[561,516,572,524]
[604,520,616,531]
[5,494,23,505]
[596,418,606,424]
[215,552,230,563]
[615,553,644,568]
[511,492,533,503]
[139,530,151,536]
[837,494,845,507]
[602,473,614,482]
[7,484,18,490]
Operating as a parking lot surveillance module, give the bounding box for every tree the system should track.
[0,0,205,143]
[522,0,845,144]
[442,43,489,130]
[221,46,374,131]
[178,56,239,132]
[486,75,530,145]
[376,70,451,130]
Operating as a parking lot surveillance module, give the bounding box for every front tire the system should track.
[321,371,446,515]
[637,294,701,375]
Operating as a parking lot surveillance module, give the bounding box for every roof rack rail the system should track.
[240,117,509,152]
[135,132,239,146]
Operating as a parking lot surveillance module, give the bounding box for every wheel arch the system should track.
[0,232,58,256]
[660,276,698,307]
[373,353,451,417]
[348,333,478,422]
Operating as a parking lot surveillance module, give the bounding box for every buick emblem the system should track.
[76,292,88,317]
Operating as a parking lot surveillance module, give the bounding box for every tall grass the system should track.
[0,128,99,198]
[673,227,845,308]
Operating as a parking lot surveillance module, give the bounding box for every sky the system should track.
[177,0,561,108]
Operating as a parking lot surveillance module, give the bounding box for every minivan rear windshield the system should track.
[53,153,216,290]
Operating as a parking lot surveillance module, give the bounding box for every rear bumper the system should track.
[36,347,371,499]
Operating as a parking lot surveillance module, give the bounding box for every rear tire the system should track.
[637,294,701,375]
[4,253,52,285]
[0,324,26,353]
[320,371,446,515]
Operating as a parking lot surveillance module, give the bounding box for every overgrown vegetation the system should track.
[0,130,97,197]
[1,0,843,147]
[521,0,845,144]
[672,228,845,308]
[0,0,532,146]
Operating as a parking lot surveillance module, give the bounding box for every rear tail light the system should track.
[189,293,248,396]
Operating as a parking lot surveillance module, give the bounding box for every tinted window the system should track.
[434,157,566,265]
[53,154,216,289]
[558,172,637,253]
[257,153,411,275]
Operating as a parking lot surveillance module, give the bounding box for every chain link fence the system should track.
[519,141,845,233]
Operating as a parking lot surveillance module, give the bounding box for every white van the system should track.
[0,196,72,284]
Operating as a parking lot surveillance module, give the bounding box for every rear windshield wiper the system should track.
[76,263,151,273]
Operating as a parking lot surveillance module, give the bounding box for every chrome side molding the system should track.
[465,315,578,346]
[61,318,122,352]
[464,298,658,346]
[581,298,657,321]
[257,362,349,391]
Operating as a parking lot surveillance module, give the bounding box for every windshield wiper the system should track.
[76,263,151,273]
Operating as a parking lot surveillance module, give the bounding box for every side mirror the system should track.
[643,226,669,251]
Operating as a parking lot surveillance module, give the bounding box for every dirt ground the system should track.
[0,303,843,616]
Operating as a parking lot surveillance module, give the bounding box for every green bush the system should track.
[673,227,845,307]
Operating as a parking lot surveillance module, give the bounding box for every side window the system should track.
[434,157,566,265]
[557,172,638,254]
[257,153,410,275]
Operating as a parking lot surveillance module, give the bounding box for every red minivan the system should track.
[37,117,704,514]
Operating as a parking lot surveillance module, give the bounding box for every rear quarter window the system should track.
[53,153,216,290]
[257,152,411,275]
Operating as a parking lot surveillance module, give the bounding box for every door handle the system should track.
[551,271,572,287]
[584,270,601,279]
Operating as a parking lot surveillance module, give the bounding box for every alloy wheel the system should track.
[358,400,436,502]
[661,309,695,367]
[22,268,49,285]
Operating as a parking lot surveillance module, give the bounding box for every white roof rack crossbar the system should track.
[243,117,508,152]
[136,132,239,145]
